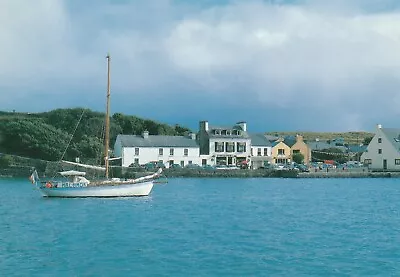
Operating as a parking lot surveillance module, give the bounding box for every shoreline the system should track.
[2,167,399,179]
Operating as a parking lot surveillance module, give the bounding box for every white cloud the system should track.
[1,0,400,130]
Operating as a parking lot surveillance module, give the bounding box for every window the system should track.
[378,137,382,143]
[159,148,163,156]
[202,159,207,166]
[188,160,192,164]
[251,148,253,156]
[184,149,188,156]
[276,158,287,164]
[135,148,139,156]
[226,142,235,152]
[278,149,285,155]
[170,148,174,156]
[134,158,139,164]
[364,159,372,165]
[293,149,300,154]
[169,160,174,166]
[180,161,184,167]
[264,148,268,156]
[257,148,262,156]
[237,142,246,152]
[396,159,400,165]
[215,142,224,152]
[378,149,382,154]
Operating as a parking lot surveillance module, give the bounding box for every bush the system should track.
[0,154,13,168]
[292,153,304,164]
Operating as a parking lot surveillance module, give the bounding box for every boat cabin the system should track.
[59,170,90,185]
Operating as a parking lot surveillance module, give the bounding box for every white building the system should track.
[249,133,273,169]
[198,121,251,166]
[361,124,400,171]
[114,131,201,168]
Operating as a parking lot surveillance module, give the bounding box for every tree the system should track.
[292,152,304,164]
[0,154,13,168]
[0,108,192,161]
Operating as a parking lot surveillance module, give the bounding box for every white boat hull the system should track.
[37,181,154,198]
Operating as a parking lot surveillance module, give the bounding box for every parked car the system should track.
[295,164,309,172]
[143,161,165,170]
[170,163,182,169]
[156,161,166,169]
[128,163,141,168]
[202,165,216,170]
[185,164,202,169]
[143,162,156,170]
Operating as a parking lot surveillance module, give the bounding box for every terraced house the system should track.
[114,131,200,168]
[198,121,251,166]
[249,134,273,169]
[113,120,313,168]
[284,135,312,165]
[271,138,292,164]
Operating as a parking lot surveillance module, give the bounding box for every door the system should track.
[383,159,387,170]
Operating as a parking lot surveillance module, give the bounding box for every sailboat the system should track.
[29,54,162,197]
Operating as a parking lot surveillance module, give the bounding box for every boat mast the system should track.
[104,54,111,179]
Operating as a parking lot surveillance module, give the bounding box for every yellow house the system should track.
[271,138,291,164]
[285,135,312,165]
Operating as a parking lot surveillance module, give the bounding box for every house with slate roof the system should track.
[198,121,251,166]
[268,134,311,165]
[114,131,200,168]
[271,138,291,164]
[249,133,273,169]
[361,124,400,171]
[285,135,311,165]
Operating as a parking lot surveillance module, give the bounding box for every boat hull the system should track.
[37,181,154,198]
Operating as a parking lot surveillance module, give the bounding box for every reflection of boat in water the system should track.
[29,54,162,197]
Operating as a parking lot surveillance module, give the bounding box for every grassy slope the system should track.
[265,131,374,144]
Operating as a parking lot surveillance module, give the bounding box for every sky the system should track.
[1,0,400,132]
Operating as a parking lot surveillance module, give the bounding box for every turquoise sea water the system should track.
[0,177,399,276]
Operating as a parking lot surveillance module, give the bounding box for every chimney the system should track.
[190,133,196,140]
[296,134,303,141]
[200,121,209,132]
[142,130,149,139]
[236,121,247,132]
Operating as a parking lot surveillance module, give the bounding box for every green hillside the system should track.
[0,108,376,164]
[0,108,191,163]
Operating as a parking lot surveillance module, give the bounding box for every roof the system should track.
[307,141,347,152]
[59,170,86,176]
[283,136,296,147]
[207,125,250,138]
[249,133,272,146]
[381,128,400,152]
[347,144,367,153]
[116,134,199,148]
[265,135,280,141]
[271,140,288,147]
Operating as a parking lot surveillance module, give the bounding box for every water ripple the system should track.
[0,177,400,276]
